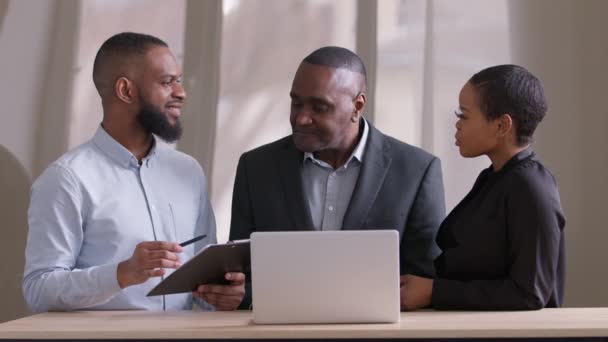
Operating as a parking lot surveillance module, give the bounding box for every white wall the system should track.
[0,0,55,322]
[0,0,54,178]
[510,0,608,306]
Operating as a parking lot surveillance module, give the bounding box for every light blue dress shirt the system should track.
[23,126,216,312]
[302,119,369,230]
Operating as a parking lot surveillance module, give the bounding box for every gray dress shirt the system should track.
[302,120,369,230]
[23,126,216,312]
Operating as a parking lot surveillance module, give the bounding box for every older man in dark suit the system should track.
[229,46,445,310]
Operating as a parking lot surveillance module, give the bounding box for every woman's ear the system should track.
[116,77,135,104]
[497,114,513,137]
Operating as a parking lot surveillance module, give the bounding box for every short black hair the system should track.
[303,46,367,81]
[92,32,168,93]
[469,64,547,146]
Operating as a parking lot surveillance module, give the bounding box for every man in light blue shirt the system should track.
[23,32,245,312]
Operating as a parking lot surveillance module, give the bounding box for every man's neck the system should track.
[101,120,153,163]
[315,121,363,169]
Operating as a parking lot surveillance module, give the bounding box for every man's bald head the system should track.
[92,32,168,98]
[302,46,367,93]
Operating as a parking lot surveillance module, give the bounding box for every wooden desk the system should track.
[0,308,607,340]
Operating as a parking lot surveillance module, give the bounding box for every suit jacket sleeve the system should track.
[431,169,564,310]
[230,154,253,241]
[229,153,254,309]
[401,157,445,277]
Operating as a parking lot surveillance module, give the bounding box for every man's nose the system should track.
[293,109,313,126]
[173,82,186,100]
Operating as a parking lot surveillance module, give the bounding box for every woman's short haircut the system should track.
[469,64,548,146]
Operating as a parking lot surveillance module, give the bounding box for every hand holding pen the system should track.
[116,234,207,289]
[117,241,183,289]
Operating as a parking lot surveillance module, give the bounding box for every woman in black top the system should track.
[401,65,565,310]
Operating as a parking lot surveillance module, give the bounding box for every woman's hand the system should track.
[400,274,433,310]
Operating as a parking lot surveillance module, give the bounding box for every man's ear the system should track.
[497,113,513,137]
[116,77,135,104]
[352,92,366,122]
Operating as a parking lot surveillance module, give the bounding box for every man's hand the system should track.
[400,274,433,311]
[193,272,246,311]
[117,241,183,289]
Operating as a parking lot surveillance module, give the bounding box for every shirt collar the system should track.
[92,125,159,168]
[303,118,370,168]
[502,147,534,169]
[487,147,535,176]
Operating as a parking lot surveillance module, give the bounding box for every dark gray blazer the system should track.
[230,123,446,308]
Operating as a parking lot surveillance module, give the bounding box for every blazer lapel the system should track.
[278,138,314,230]
[342,125,392,230]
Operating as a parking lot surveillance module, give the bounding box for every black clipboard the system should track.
[147,239,250,296]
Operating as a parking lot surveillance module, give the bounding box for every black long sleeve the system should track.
[432,149,565,310]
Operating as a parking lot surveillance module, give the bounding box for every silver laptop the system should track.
[251,230,400,324]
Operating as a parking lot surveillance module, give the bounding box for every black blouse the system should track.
[432,148,565,310]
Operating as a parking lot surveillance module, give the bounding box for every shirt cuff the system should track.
[431,278,453,309]
[97,262,122,295]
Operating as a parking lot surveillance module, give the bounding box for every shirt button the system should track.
[328,206,334,212]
